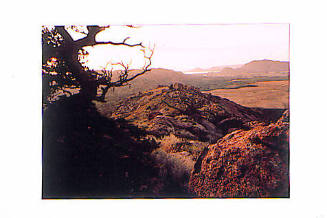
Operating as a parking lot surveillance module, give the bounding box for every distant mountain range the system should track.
[188,64,242,72]
[224,59,289,73]
[187,60,289,75]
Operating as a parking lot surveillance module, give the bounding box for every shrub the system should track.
[159,133,184,153]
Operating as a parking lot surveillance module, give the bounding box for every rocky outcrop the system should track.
[189,111,289,198]
[112,83,266,143]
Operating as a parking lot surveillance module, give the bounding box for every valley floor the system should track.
[203,80,289,109]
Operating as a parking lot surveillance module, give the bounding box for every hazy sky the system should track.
[82,24,289,71]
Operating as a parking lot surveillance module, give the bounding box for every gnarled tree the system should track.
[42,25,154,107]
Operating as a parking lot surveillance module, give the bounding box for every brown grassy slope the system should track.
[203,80,289,109]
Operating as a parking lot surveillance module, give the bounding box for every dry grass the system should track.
[159,133,184,153]
[158,134,208,161]
[203,80,289,109]
[151,148,195,192]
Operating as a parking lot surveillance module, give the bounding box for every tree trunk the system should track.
[64,44,98,101]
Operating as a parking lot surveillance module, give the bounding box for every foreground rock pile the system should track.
[189,111,289,198]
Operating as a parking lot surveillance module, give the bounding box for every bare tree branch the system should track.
[91,40,144,48]
[110,47,154,87]
[93,46,154,102]
[72,25,145,49]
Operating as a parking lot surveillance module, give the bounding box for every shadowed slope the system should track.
[42,94,192,198]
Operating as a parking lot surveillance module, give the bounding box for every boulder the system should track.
[189,111,289,198]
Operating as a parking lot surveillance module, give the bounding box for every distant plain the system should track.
[203,80,289,109]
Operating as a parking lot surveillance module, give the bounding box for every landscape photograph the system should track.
[42,24,290,199]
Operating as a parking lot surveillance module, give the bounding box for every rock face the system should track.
[112,83,266,143]
[189,111,289,198]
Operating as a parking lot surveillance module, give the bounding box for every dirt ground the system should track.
[203,80,289,109]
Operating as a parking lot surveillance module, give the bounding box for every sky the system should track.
[80,24,289,72]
